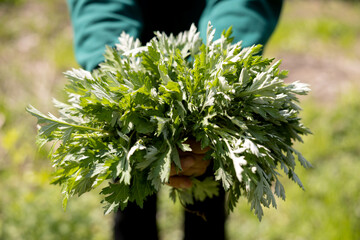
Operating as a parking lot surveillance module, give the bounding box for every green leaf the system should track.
[215,166,233,190]
[101,183,130,214]
[148,141,172,190]
[130,171,155,208]
[192,177,219,202]
[26,105,102,133]
[26,21,311,220]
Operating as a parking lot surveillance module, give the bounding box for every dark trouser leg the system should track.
[183,188,227,240]
[113,194,159,240]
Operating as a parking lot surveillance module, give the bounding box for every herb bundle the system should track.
[27,22,311,220]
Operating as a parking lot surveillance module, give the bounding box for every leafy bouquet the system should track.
[27,22,311,220]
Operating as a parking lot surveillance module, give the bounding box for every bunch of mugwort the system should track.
[27,22,311,220]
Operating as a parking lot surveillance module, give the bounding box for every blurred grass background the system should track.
[1,0,360,239]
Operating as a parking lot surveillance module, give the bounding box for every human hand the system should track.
[167,138,211,189]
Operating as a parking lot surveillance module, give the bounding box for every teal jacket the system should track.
[66,0,283,71]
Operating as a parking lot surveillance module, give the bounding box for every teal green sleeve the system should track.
[199,0,283,49]
[66,0,143,71]
[67,0,282,71]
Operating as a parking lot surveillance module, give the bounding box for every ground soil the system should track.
[276,52,360,105]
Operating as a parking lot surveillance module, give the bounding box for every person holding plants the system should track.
[66,1,283,239]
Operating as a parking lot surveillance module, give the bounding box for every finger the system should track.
[170,156,195,176]
[181,164,208,177]
[189,154,211,168]
[180,155,211,176]
[167,176,192,189]
[181,156,196,170]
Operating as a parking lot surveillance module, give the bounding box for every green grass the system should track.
[1,0,360,239]
[265,1,360,59]
[0,1,111,239]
